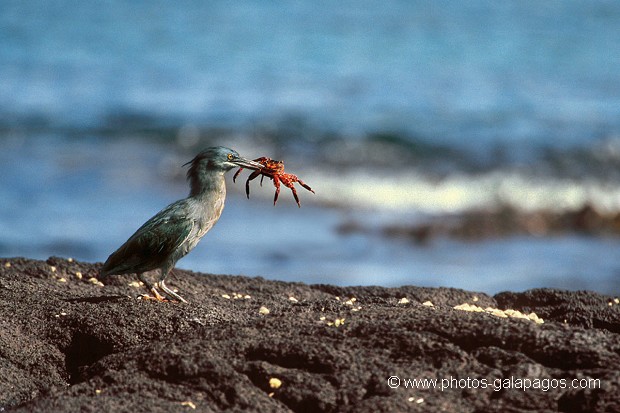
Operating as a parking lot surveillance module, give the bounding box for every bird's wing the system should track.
[101,207,194,276]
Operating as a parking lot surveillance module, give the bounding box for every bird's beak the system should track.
[232,156,263,170]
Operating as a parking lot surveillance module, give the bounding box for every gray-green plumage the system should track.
[100,146,263,303]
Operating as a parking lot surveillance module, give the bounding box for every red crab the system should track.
[233,156,315,207]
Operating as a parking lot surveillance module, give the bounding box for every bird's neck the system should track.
[188,170,226,199]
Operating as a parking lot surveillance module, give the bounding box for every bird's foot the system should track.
[158,280,188,303]
[136,284,185,302]
[137,293,170,302]
[137,286,170,302]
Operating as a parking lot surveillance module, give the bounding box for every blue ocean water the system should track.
[1,1,619,294]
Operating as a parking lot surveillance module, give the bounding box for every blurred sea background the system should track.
[1,1,619,295]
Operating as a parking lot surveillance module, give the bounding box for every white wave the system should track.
[304,169,620,214]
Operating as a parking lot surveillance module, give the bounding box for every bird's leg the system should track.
[159,280,188,303]
[138,273,167,302]
[158,269,188,303]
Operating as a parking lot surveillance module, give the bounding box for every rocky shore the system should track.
[0,257,619,412]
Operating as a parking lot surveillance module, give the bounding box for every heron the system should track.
[99,146,263,303]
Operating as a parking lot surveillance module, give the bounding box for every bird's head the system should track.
[184,147,263,196]
[185,146,263,173]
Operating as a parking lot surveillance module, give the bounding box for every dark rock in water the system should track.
[378,204,620,243]
[0,257,619,412]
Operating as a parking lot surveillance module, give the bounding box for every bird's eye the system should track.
[227,153,234,161]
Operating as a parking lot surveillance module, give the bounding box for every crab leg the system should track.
[272,176,281,205]
[232,167,244,183]
[289,185,301,207]
[296,179,314,194]
[245,170,263,198]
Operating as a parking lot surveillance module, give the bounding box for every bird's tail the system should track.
[99,252,122,278]
[98,263,112,278]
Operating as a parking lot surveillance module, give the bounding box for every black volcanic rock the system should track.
[0,257,619,412]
